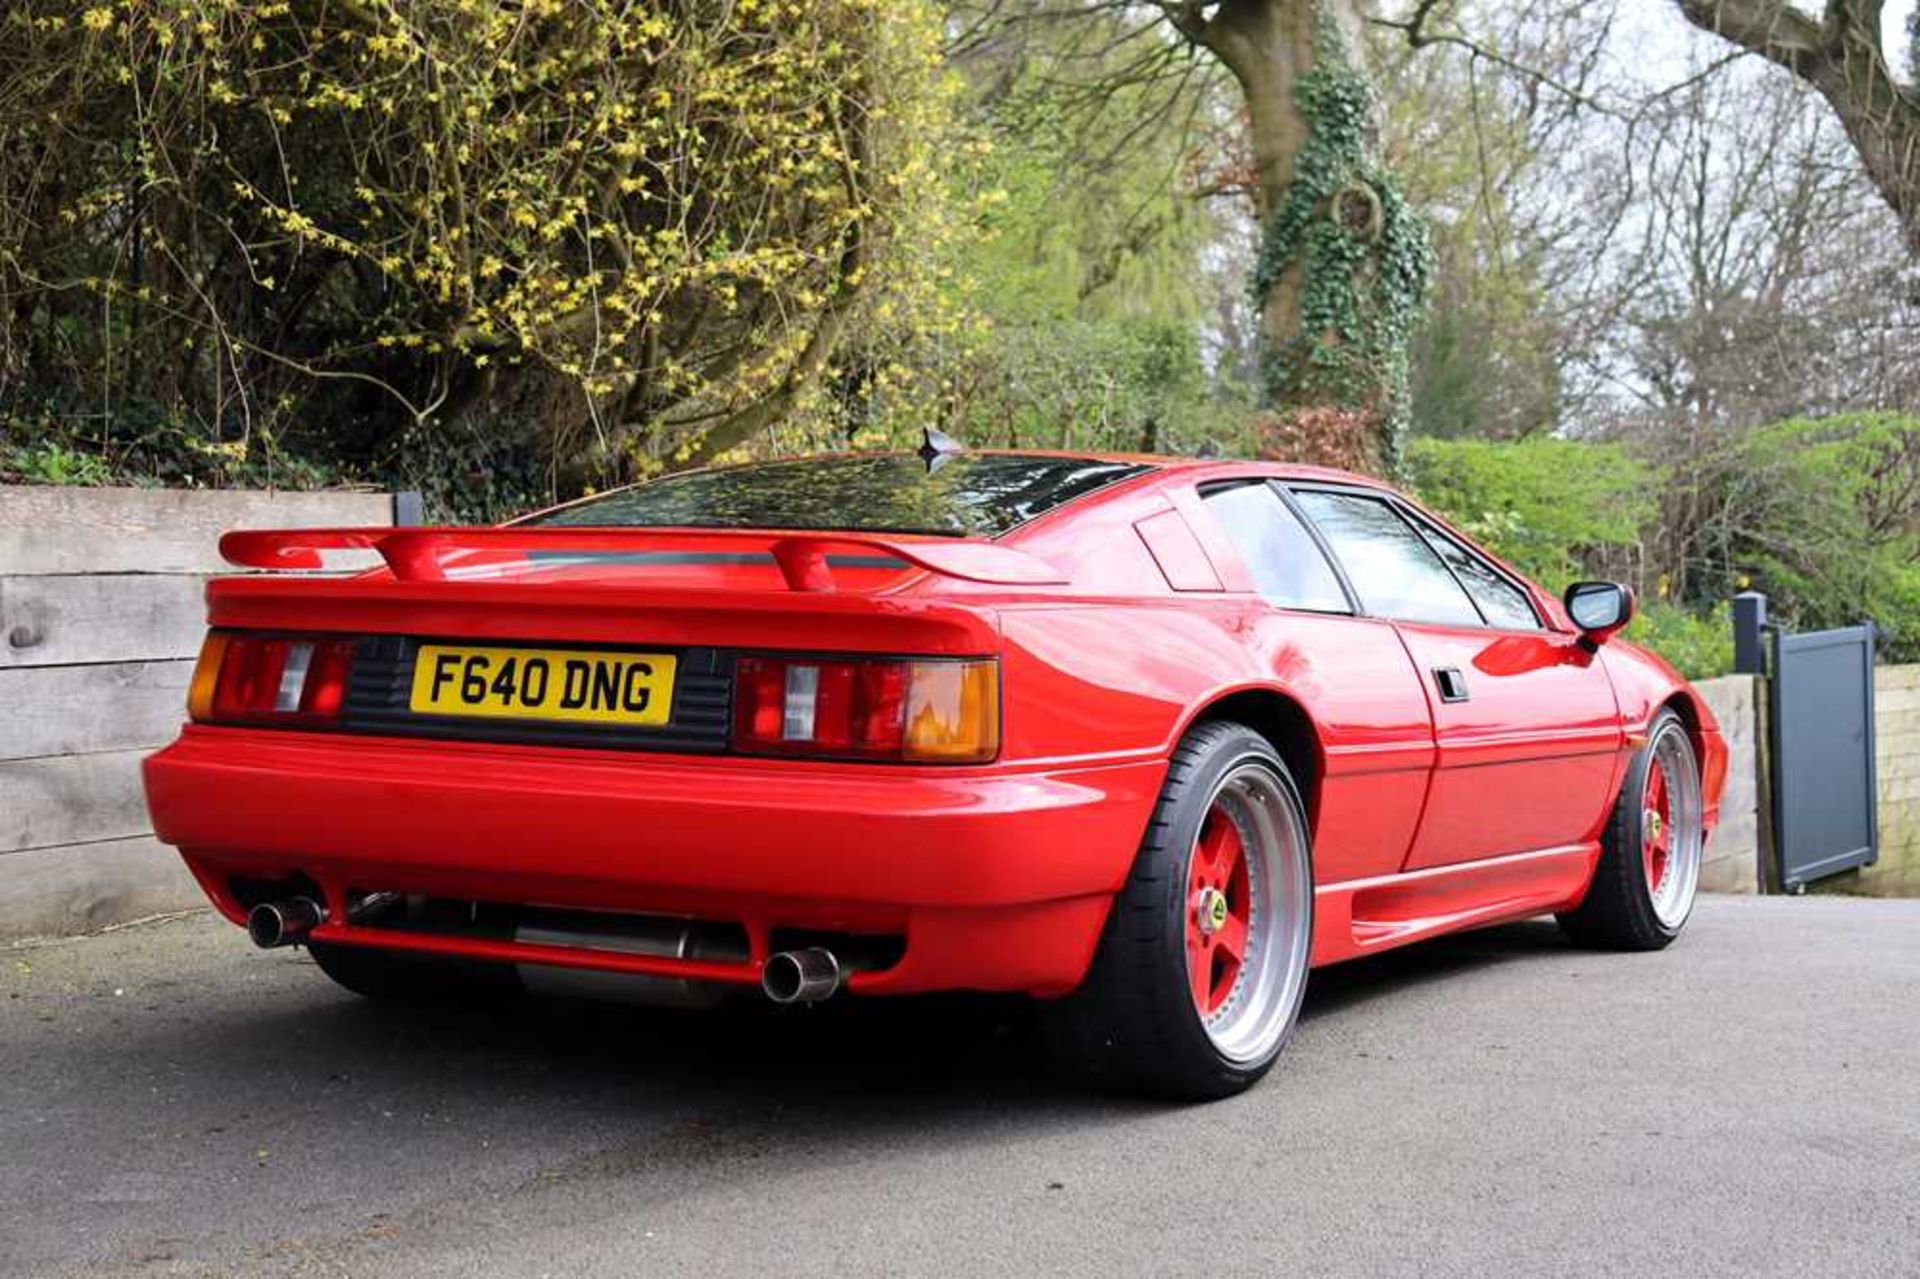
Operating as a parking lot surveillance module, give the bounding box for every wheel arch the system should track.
[1181,687,1324,831]
[1651,691,1712,772]
[1659,690,1704,749]
[1657,687,1726,830]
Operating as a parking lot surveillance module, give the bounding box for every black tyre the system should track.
[1557,709,1704,951]
[1046,721,1314,1100]
[307,942,516,1002]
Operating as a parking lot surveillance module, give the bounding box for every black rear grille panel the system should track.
[343,636,733,754]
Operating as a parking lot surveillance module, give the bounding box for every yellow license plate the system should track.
[409,645,677,727]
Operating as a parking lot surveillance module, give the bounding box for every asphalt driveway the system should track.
[4,895,1918,1277]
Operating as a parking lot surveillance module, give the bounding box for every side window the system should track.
[1406,513,1540,630]
[1290,490,1482,627]
[1203,483,1350,613]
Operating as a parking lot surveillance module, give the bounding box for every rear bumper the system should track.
[143,727,1163,995]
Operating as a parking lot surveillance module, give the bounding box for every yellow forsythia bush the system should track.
[0,0,967,483]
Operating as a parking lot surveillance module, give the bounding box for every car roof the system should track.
[1025,451,1393,492]
[960,449,1375,481]
[817,448,1383,487]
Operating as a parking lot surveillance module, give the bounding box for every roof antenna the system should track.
[918,426,965,474]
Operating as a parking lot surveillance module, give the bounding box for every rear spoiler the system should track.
[217,527,1067,591]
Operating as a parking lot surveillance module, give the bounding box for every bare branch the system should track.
[1672,0,1920,252]
[1371,5,1617,116]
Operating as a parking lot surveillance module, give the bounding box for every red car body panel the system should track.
[142,455,1727,994]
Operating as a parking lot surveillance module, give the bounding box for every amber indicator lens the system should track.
[186,632,232,722]
[903,661,999,763]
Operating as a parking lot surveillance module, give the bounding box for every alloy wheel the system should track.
[1642,721,1703,929]
[1183,760,1312,1065]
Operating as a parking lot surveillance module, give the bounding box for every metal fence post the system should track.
[392,490,425,527]
[1732,591,1768,675]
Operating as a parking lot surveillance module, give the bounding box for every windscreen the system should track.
[523,453,1152,538]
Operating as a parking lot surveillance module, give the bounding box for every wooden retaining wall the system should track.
[1,486,394,940]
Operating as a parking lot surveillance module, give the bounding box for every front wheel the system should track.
[1558,709,1704,950]
[1046,722,1314,1100]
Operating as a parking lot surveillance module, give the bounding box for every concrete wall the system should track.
[1,485,392,940]
[1695,674,1762,894]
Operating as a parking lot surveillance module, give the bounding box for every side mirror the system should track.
[1564,582,1635,649]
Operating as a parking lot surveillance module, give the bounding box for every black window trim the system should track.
[1196,478,1360,617]
[1278,480,1545,634]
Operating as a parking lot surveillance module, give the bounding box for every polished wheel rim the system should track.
[1184,760,1312,1064]
[1643,722,1703,929]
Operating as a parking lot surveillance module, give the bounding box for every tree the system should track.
[1406,436,1655,587]
[1156,1,1432,473]
[0,1,960,505]
[925,3,1246,456]
[1672,0,1920,255]
[1733,413,1919,660]
[1370,3,1606,441]
[1576,64,1920,603]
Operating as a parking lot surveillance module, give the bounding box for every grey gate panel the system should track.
[1770,624,1878,889]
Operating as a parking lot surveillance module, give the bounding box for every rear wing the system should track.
[218,527,1067,592]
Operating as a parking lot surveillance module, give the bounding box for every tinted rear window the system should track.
[523,454,1152,538]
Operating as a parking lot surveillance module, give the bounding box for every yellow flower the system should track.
[81,7,113,33]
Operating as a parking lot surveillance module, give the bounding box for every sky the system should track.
[1893,0,1918,64]
[1614,0,1916,88]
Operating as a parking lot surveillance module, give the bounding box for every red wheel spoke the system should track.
[1643,758,1674,893]
[1215,912,1248,964]
[1187,801,1261,1017]
[1194,811,1235,886]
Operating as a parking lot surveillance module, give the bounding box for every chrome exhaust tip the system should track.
[761,948,842,1004]
[247,897,326,949]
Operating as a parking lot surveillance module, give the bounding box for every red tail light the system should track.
[193,632,357,726]
[301,639,356,717]
[734,656,998,763]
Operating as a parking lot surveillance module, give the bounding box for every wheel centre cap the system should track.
[1645,809,1664,841]
[1196,887,1229,936]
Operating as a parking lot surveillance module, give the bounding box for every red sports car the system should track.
[143,447,1725,1098]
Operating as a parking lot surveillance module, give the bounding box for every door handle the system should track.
[1433,667,1470,703]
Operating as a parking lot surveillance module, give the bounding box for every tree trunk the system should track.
[1175,0,1428,474]
[1201,1,1357,343]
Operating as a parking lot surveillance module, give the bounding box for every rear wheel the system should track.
[1558,709,1703,950]
[1047,722,1313,1100]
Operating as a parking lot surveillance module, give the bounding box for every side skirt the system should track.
[1309,843,1599,968]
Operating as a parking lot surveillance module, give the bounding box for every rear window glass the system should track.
[522,454,1152,538]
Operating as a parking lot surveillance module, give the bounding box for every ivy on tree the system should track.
[1250,9,1432,476]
